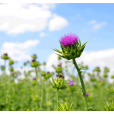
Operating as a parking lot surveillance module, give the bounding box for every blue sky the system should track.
[0,3,114,78]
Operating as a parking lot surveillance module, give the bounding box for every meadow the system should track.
[0,52,114,111]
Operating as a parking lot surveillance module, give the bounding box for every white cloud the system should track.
[1,40,39,61]
[0,3,67,34]
[39,32,48,37]
[92,21,106,30]
[48,14,68,31]
[0,3,51,34]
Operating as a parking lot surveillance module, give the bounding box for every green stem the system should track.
[40,78,43,110]
[72,58,88,110]
[57,89,59,111]
[35,67,38,77]
[4,60,6,76]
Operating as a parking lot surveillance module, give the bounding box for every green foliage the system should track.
[59,102,73,111]
[104,101,114,111]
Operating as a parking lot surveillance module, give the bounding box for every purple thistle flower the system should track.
[59,33,79,46]
[56,74,64,79]
[102,78,105,82]
[11,72,14,75]
[69,80,74,86]
[33,77,36,80]
[32,59,36,62]
[4,53,8,56]
[86,93,89,96]
[58,64,62,67]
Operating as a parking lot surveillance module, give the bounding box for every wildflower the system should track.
[11,72,14,75]
[53,33,89,110]
[59,34,79,46]
[56,74,64,79]
[86,93,89,96]
[33,77,36,80]
[102,78,105,82]
[58,64,62,67]
[32,59,36,62]
[69,80,74,86]
[54,33,89,60]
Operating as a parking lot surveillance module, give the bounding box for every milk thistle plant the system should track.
[53,33,89,110]
[1,53,10,75]
[51,75,67,111]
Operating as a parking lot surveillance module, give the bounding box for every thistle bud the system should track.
[43,62,46,66]
[41,71,46,77]
[103,73,108,78]
[44,72,53,80]
[111,75,114,79]
[9,66,14,72]
[1,53,9,60]
[94,67,100,72]
[56,74,64,79]
[90,76,96,82]
[31,54,37,59]
[31,60,40,67]
[50,77,67,90]
[1,66,5,70]
[55,66,63,73]
[9,59,14,66]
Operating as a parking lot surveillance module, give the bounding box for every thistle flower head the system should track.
[33,77,36,80]
[86,93,89,96]
[32,59,36,62]
[69,80,74,86]
[58,64,62,67]
[11,72,14,75]
[102,78,105,82]
[53,33,89,60]
[4,53,8,56]
[56,74,64,79]
[59,34,79,46]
